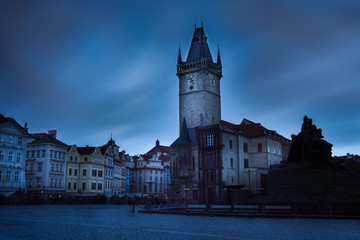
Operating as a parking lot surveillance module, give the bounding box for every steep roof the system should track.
[186,27,213,63]
[170,118,199,147]
[221,119,290,142]
[30,133,68,147]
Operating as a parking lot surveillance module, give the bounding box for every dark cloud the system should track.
[0,0,359,155]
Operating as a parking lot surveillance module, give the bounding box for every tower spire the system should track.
[217,44,222,67]
[195,17,197,29]
[177,42,182,65]
[201,16,203,27]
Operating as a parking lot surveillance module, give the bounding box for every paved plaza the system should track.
[0,205,359,240]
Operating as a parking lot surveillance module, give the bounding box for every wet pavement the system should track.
[0,205,359,240]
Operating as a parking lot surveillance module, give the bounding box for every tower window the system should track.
[206,134,214,147]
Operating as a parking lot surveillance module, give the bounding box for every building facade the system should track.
[66,145,105,196]
[131,140,170,195]
[26,130,69,201]
[170,25,290,204]
[0,114,32,198]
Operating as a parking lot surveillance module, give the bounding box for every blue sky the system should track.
[1,0,359,156]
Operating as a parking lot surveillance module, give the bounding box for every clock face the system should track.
[187,74,197,85]
[209,75,216,86]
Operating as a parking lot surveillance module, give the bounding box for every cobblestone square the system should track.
[0,205,359,240]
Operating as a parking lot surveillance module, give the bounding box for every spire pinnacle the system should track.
[217,44,222,67]
[177,42,182,65]
[201,16,203,27]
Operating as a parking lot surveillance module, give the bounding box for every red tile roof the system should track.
[30,133,68,147]
[221,119,290,142]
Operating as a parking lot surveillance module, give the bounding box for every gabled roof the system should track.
[186,27,213,63]
[30,133,68,147]
[77,146,96,155]
[0,113,31,137]
[221,119,290,142]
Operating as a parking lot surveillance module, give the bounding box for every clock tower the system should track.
[177,25,222,129]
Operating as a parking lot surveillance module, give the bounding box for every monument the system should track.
[266,116,360,215]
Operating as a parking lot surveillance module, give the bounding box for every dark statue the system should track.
[287,116,333,167]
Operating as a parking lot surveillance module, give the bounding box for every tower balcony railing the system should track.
[177,60,222,75]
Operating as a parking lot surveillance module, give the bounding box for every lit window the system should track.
[36,177,41,187]
[206,134,214,147]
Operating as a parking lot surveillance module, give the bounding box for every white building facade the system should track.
[131,140,170,195]
[0,114,32,199]
[26,130,69,202]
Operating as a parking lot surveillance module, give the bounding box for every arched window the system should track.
[258,143,262,152]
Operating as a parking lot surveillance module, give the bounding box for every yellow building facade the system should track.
[66,145,105,196]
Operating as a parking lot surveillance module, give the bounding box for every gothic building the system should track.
[170,24,290,204]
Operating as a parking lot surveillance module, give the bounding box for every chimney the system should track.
[156,139,160,147]
[48,130,57,139]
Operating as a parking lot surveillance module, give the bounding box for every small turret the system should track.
[217,46,222,67]
[177,45,183,65]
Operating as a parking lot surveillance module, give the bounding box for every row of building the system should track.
[0,113,171,202]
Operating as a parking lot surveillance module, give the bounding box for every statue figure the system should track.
[287,116,333,167]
